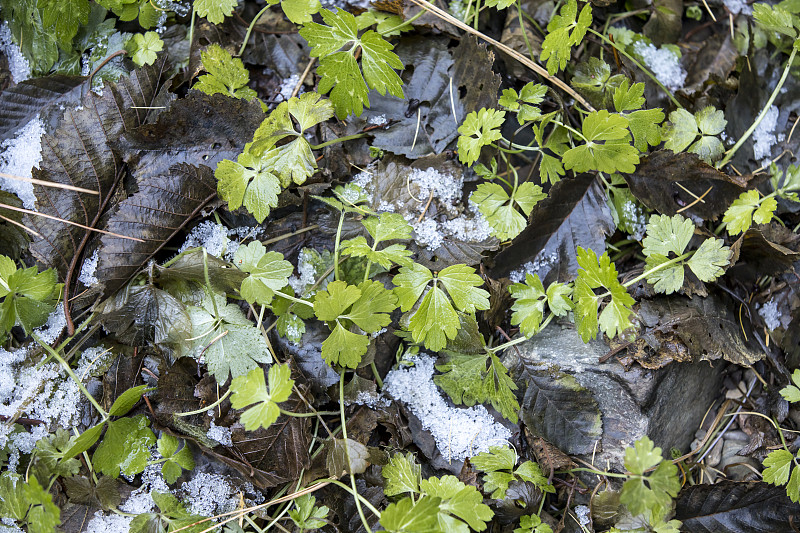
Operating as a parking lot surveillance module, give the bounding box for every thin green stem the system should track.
[334,212,346,282]
[516,0,536,61]
[277,293,315,308]
[279,408,339,417]
[620,251,691,290]
[340,369,372,531]
[379,9,426,35]
[717,44,799,169]
[565,467,629,478]
[550,119,586,142]
[34,335,108,421]
[491,334,530,354]
[587,29,681,109]
[370,361,384,388]
[238,5,271,57]
[187,7,196,51]
[174,388,232,417]
[309,133,368,151]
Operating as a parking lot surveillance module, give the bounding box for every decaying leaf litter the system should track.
[2,0,800,531]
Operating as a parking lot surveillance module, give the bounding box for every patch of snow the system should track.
[752,105,784,166]
[279,74,300,101]
[409,167,464,209]
[33,303,66,345]
[179,221,230,258]
[622,200,647,240]
[575,505,591,526]
[758,298,782,331]
[0,23,30,83]
[84,512,133,533]
[412,218,445,251]
[632,41,686,92]
[383,353,512,461]
[79,249,100,287]
[441,202,493,242]
[179,472,263,517]
[723,0,751,15]
[368,114,388,126]
[287,248,325,296]
[509,251,559,283]
[0,115,45,210]
[207,421,233,446]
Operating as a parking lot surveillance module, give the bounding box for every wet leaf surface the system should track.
[675,480,800,532]
[491,173,614,282]
[625,150,753,221]
[0,74,85,140]
[26,57,172,279]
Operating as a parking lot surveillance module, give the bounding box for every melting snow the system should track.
[632,41,686,92]
[0,115,45,210]
[79,249,100,287]
[0,23,30,83]
[207,421,233,446]
[179,221,230,258]
[383,353,511,461]
[752,105,783,166]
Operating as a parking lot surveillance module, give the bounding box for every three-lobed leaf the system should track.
[230,364,294,431]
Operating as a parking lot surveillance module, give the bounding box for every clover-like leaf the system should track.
[230,365,294,431]
[235,242,293,305]
[457,108,506,166]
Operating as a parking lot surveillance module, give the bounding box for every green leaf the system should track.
[421,475,494,531]
[279,0,321,24]
[695,106,727,136]
[194,0,238,24]
[235,242,293,305]
[627,108,665,152]
[642,214,694,257]
[722,190,776,235]
[515,514,553,533]
[0,258,59,336]
[780,370,800,403]
[753,2,797,37]
[613,79,646,112]
[663,108,699,153]
[383,452,422,496]
[344,280,397,332]
[193,43,257,101]
[22,476,60,533]
[230,364,294,431]
[393,263,434,311]
[156,434,195,484]
[128,31,163,67]
[342,213,413,268]
[457,108,506,166]
[540,0,592,74]
[437,264,490,313]
[472,445,516,473]
[0,473,28,521]
[300,8,403,118]
[563,111,639,174]
[288,494,329,531]
[215,151,281,223]
[763,448,794,486]
[322,322,370,367]
[93,415,156,478]
[314,280,362,321]
[515,461,555,494]
[472,182,546,241]
[62,422,104,461]
[380,495,442,533]
[509,274,572,337]
[620,436,681,517]
[37,0,90,49]
[772,163,800,201]
[434,351,519,422]
[108,384,152,417]
[574,247,635,341]
[183,294,273,381]
[409,285,459,351]
[644,253,685,294]
[686,238,730,282]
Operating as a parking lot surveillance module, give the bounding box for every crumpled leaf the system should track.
[95,164,218,296]
[357,36,501,159]
[26,57,172,279]
[636,293,764,365]
[624,150,752,221]
[517,371,602,455]
[0,75,85,140]
[492,173,614,284]
[96,283,191,348]
[675,480,800,531]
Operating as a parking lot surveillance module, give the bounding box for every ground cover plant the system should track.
[1,0,800,530]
